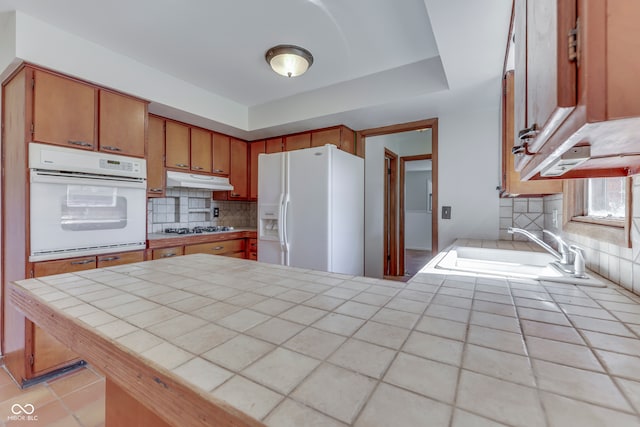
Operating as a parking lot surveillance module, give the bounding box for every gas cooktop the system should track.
[163,226,234,235]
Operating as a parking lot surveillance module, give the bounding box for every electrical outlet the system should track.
[552,209,558,228]
[213,207,219,218]
[442,206,452,219]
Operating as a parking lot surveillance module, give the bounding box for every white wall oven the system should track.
[29,143,147,261]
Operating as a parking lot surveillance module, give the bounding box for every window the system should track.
[563,177,631,247]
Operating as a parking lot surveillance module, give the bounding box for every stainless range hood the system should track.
[166,171,234,191]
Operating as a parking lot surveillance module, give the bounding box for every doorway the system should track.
[400,155,432,276]
[360,118,438,280]
[383,149,398,276]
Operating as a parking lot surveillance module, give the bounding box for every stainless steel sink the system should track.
[434,246,605,286]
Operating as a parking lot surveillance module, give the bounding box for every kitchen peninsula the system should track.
[8,244,640,426]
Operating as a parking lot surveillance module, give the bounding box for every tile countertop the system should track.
[8,241,640,427]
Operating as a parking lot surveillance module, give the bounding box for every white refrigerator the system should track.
[258,144,364,275]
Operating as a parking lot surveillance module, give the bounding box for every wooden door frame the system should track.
[383,149,398,276]
[358,118,439,277]
[399,154,432,275]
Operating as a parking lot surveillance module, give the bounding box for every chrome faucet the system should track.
[507,227,586,277]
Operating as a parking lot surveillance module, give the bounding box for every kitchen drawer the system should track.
[247,238,258,261]
[33,256,96,277]
[152,246,184,260]
[185,239,245,256]
[97,250,145,268]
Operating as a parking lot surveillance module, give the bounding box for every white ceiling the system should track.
[0,0,512,140]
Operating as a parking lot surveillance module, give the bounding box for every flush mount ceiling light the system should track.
[265,45,314,78]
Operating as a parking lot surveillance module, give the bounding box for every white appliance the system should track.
[29,143,147,261]
[258,144,364,275]
[166,170,234,191]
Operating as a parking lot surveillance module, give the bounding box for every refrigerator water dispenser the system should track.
[259,204,279,241]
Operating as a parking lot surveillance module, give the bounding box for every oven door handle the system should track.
[30,170,146,189]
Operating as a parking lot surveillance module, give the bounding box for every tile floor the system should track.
[0,365,104,427]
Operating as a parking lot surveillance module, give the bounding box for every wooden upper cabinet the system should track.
[502,71,562,196]
[165,121,190,170]
[212,132,230,175]
[311,126,355,153]
[229,138,248,199]
[249,140,266,200]
[32,69,97,150]
[147,115,165,196]
[340,127,355,154]
[311,128,340,148]
[190,128,213,173]
[514,0,576,165]
[285,133,311,151]
[265,137,284,153]
[99,90,147,157]
[514,0,640,179]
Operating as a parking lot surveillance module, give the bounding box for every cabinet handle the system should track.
[511,143,534,157]
[214,169,225,173]
[518,124,539,140]
[149,188,163,193]
[175,163,189,168]
[161,253,177,258]
[70,259,94,265]
[212,246,224,250]
[68,140,93,148]
[192,166,203,170]
[231,193,240,197]
[99,256,120,262]
[101,145,122,152]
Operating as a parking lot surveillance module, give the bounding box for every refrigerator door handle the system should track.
[282,194,291,259]
[277,193,285,247]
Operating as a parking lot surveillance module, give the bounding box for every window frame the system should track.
[563,178,632,248]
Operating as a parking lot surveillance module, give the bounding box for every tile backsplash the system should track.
[148,188,257,233]
[543,176,640,294]
[498,197,544,241]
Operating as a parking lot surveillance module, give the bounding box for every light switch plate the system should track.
[442,206,451,219]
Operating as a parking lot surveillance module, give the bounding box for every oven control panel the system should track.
[99,158,142,173]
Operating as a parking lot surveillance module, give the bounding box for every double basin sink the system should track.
[434,246,605,287]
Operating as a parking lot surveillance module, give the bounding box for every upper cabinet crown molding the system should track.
[513,0,640,180]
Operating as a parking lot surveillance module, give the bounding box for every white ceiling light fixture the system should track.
[265,45,314,77]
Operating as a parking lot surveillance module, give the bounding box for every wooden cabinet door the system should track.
[311,128,341,148]
[246,238,258,260]
[229,138,248,199]
[165,121,190,170]
[152,246,184,260]
[212,133,230,175]
[32,69,97,150]
[502,71,562,195]
[340,127,355,154]
[147,115,165,197]
[265,137,284,153]
[30,324,80,376]
[99,90,146,157]
[190,128,213,173]
[514,0,576,170]
[30,255,96,377]
[249,140,265,200]
[285,133,311,151]
[97,250,145,267]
